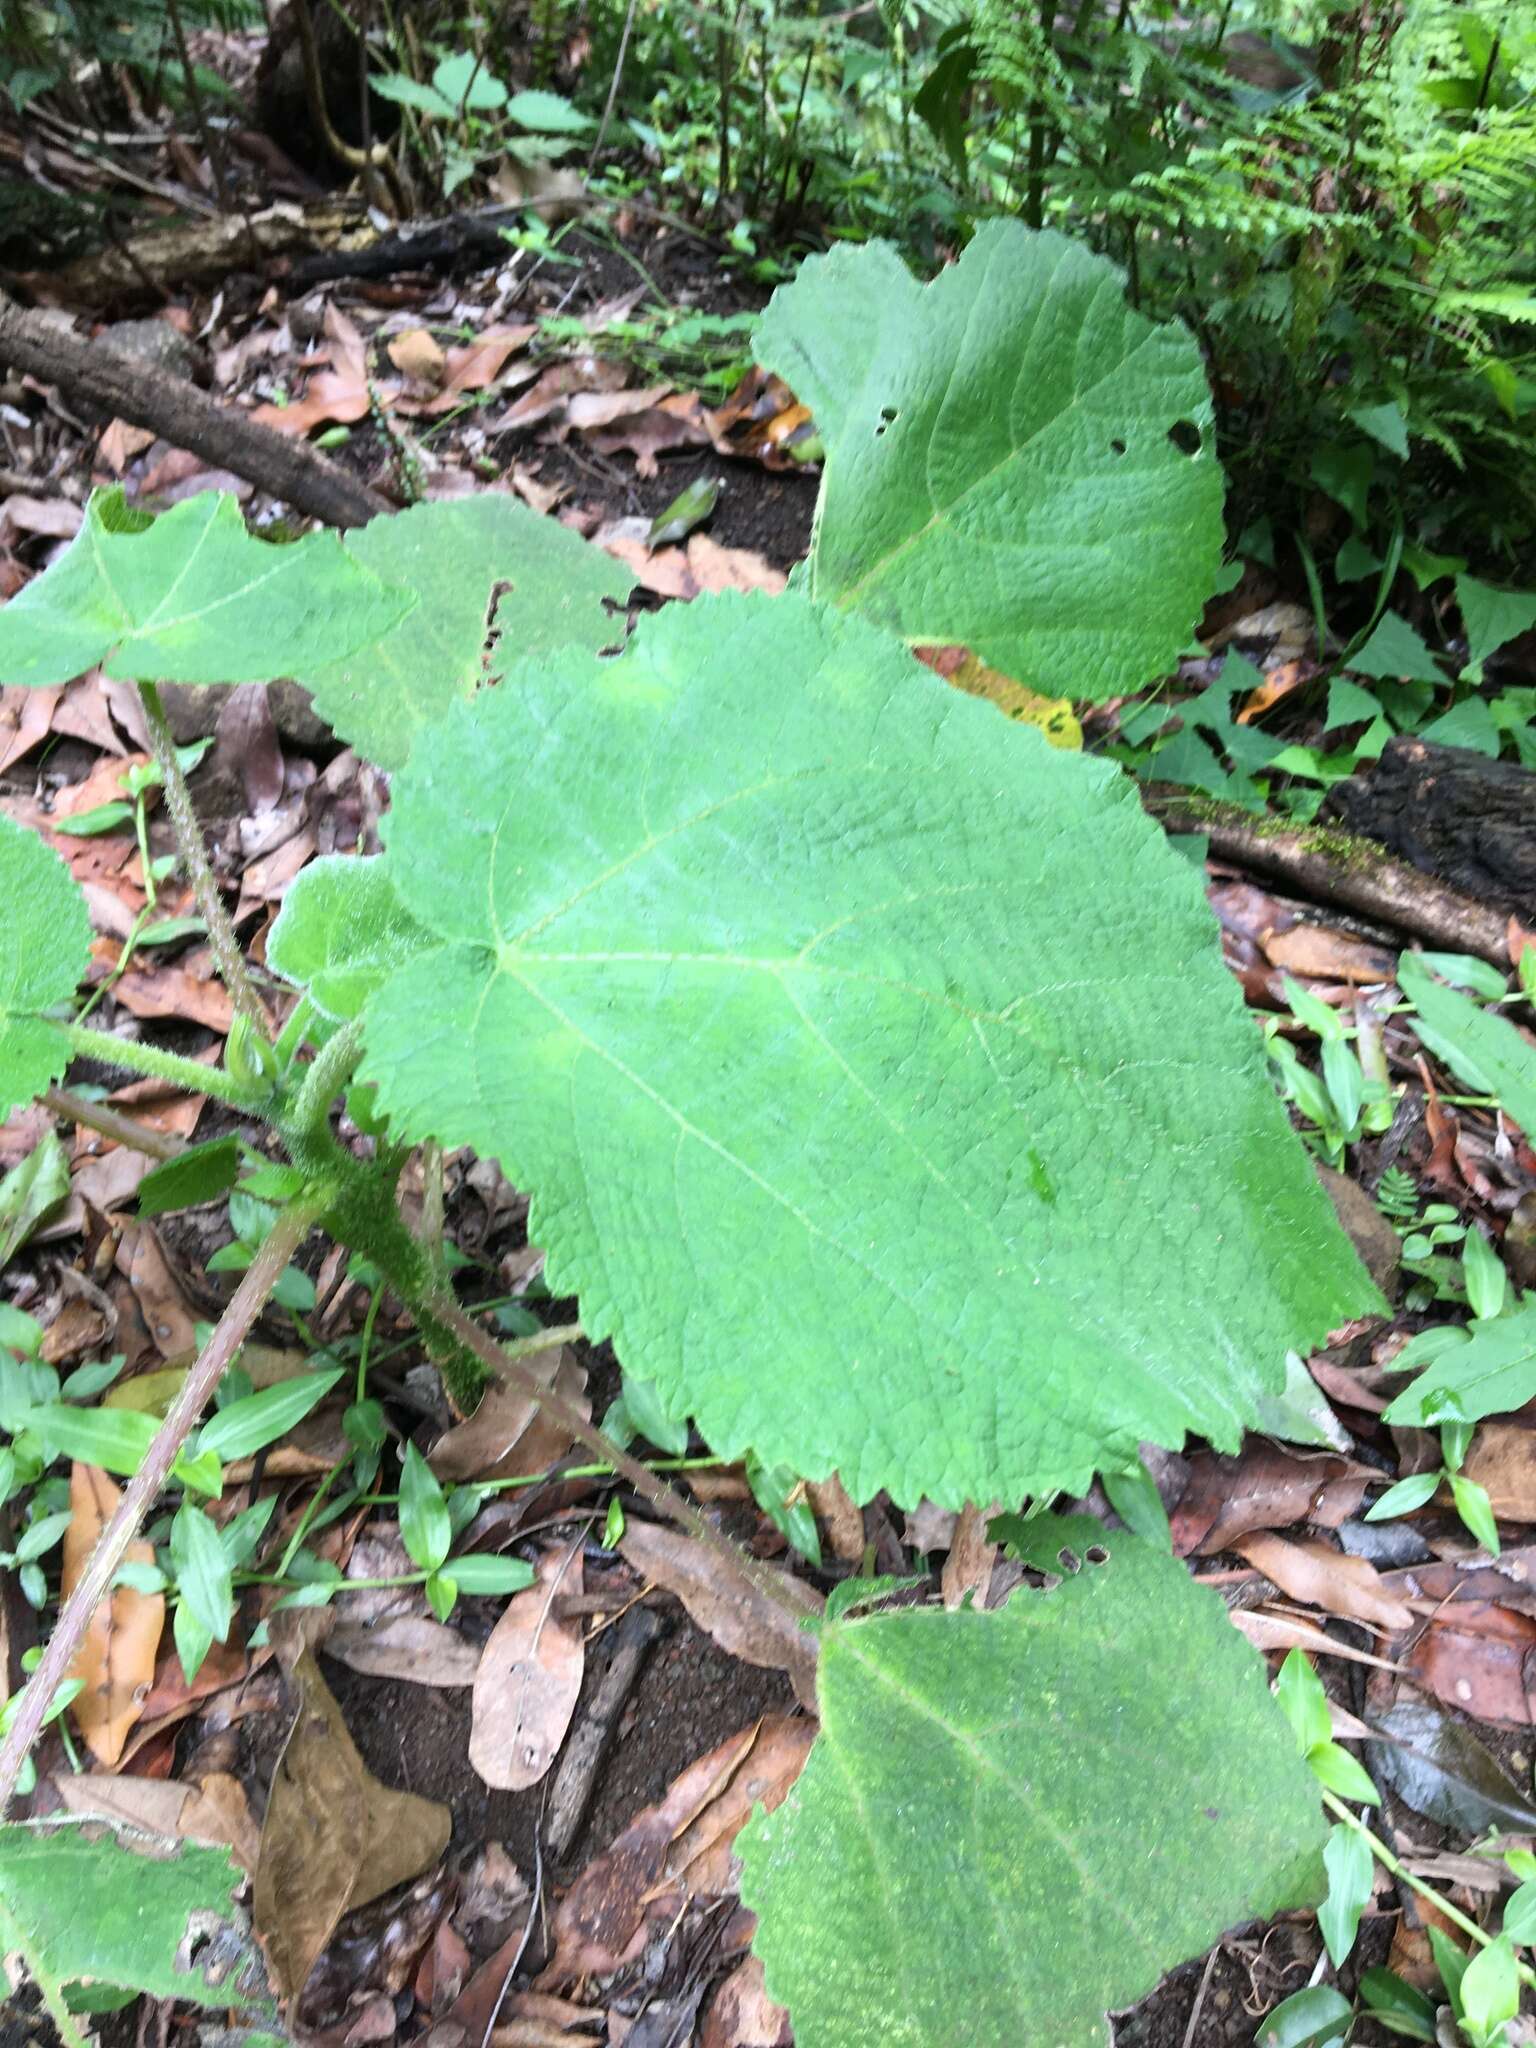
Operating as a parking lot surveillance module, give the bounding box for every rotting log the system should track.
[0,290,388,529]
[1321,736,1536,929]
[1146,787,1518,967]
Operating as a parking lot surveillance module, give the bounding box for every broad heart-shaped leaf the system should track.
[268,854,433,1020]
[0,489,414,687]
[753,221,1223,701]
[294,496,634,769]
[359,593,1378,1508]
[0,811,91,1117]
[0,1819,268,2008]
[738,1517,1328,2048]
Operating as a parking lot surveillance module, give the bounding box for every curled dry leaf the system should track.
[254,1647,452,1998]
[64,1461,164,1766]
[806,1475,864,1563]
[618,1518,821,1711]
[468,1541,585,1791]
[542,1716,814,1985]
[1234,1532,1415,1633]
[430,1343,587,1484]
[940,1501,999,1611]
[386,327,446,389]
[1170,1441,1373,1556]
[53,1767,261,1870]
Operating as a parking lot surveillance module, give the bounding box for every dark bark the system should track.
[0,290,388,529]
[1320,737,1536,927]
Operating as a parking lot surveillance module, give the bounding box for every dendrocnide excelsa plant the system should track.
[0,222,1386,2046]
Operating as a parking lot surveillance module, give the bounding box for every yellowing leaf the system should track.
[947,653,1082,749]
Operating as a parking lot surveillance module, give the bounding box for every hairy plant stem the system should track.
[138,680,270,1037]
[0,1197,320,1816]
[42,1086,184,1162]
[1320,1790,1536,1988]
[63,1020,267,1111]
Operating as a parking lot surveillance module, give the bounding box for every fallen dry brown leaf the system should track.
[700,1956,794,2048]
[940,1501,999,1611]
[430,1343,588,1484]
[618,1517,821,1710]
[399,325,537,417]
[1261,922,1398,984]
[806,1474,864,1563]
[1235,1531,1415,1632]
[64,1462,164,1765]
[1170,1440,1373,1556]
[543,1716,813,1985]
[254,1647,451,1998]
[53,1767,260,1870]
[468,1539,585,1790]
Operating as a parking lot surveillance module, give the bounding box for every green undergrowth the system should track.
[0,220,1534,2047]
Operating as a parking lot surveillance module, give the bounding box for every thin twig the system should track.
[43,1086,185,1162]
[587,0,639,172]
[138,680,271,1036]
[0,1198,319,1815]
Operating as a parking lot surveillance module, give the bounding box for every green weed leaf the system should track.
[738,1518,1327,2048]
[294,497,632,770]
[1383,1298,1536,1428]
[1318,1822,1374,1966]
[359,593,1376,1508]
[1399,952,1536,1139]
[399,1441,451,1573]
[169,1501,234,1645]
[753,222,1223,701]
[193,1367,344,1464]
[0,491,413,687]
[0,814,90,1119]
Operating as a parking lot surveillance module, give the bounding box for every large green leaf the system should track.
[753,221,1224,701]
[0,1819,268,2008]
[268,854,432,1020]
[0,491,413,687]
[738,1517,1328,2048]
[0,811,90,1117]
[359,593,1377,1507]
[295,496,634,769]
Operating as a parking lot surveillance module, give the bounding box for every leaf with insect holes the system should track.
[0,813,91,1119]
[0,490,413,687]
[294,497,633,770]
[267,855,434,1020]
[358,593,1378,1510]
[0,1820,267,2009]
[738,1517,1327,2048]
[753,222,1223,701]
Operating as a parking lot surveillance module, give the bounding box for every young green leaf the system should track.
[136,1136,242,1219]
[399,1441,451,1573]
[360,592,1378,1510]
[1463,1227,1508,1322]
[1318,1822,1375,1966]
[1460,1935,1519,2046]
[192,1367,344,1463]
[753,222,1223,701]
[618,1369,689,1456]
[1382,1298,1536,1428]
[0,489,413,687]
[1102,1459,1172,1547]
[293,496,632,770]
[1365,1470,1442,1520]
[0,1130,71,1264]
[1358,1965,1437,2042]
[0,815,91,1120]
[442,1553,536,1595]
[1450,1474,1501,1556]
[1429,1926,1470,2017]
[1399,953,1536,1140]
[268,856,435,1021]
[1275,1648,1333,1753]
[1255,1985,1352,2048]
[25,1404,219,1494]
[169,1502,234,1646]
[739,1519,1327,2048]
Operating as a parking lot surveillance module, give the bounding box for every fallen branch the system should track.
[1147,792,1514,967]
[0,292,388,530]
